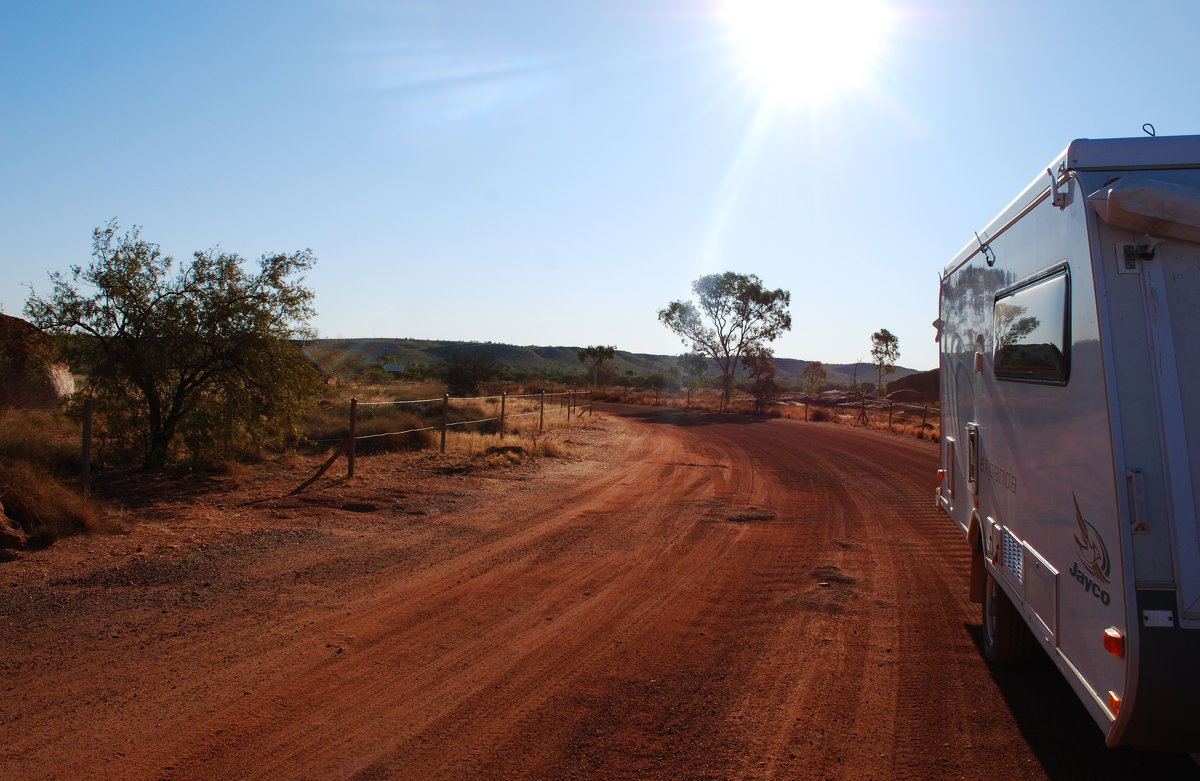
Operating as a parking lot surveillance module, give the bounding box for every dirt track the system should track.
[2,405,1197,779]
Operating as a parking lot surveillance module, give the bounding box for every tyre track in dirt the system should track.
[163,412,750,779]
[701,417,908,780]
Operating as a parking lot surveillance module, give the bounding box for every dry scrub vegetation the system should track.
[303,382,584,459]
[0,379,587,555]
[0,409,101,552]
[2,375,933,557]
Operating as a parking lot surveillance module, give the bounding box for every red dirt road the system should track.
[2,405,1196,779]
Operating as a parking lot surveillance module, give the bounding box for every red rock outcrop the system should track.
[0,313,75,408]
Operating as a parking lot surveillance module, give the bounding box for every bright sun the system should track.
[721,0,892,105]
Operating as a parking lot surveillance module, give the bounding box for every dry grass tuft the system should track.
[0,409,79,472]
[0,459,100,545]
[444,431,514,459]
[480,445,528,466]
[0,408,104,547]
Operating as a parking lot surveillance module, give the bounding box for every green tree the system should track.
[869,328,901,397]
[677,353,708,388]
[442,349,500,396]
[741,343,779,413]
[801,360,827,393]
[677,352,708,408]
[658,272,791,411]
[577,345,617,388]
[25,220,320,469]
[641,372,671,404]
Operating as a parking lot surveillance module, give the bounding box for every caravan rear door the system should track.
[1142,238,1200,620]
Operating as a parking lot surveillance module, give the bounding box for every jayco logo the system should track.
[1068,493,1111,606]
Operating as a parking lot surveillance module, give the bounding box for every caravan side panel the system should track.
[940,169,1129,740]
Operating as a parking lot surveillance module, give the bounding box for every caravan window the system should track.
[993,266,1070,383]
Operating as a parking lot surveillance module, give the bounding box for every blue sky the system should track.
[3,1,1199,371]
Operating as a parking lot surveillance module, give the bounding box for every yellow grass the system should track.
[0,459,100,543]
[311,381,595,463]
[0,408,80,471]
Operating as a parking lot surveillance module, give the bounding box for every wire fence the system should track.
[779,395,938,439]
[12,386,593,497]
[315,389,592,489]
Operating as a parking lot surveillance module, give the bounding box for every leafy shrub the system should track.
[443,350,500,396]
[357,367,393,385]
[25,221,322,469]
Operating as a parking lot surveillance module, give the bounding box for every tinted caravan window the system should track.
[993,266,1070,383]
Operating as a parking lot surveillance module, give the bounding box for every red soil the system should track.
[1,405,1195,779]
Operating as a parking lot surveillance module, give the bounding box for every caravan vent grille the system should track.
[1002,528,1024,584]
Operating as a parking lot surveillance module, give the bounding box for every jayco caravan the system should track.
[936,134,1200,750]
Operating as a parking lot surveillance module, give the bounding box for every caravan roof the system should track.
[945,134,1200,276]
[1065,134,1200,171]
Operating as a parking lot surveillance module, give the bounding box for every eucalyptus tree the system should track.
[869,328,901,397]
[658,272,791,411]
[577,345,617,388]
[801,360,827,393]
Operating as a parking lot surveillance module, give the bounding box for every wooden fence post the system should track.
[500,392,507,440]
[81,397,93,497]
[291,437,351,495]
[348,397,357,479]
[539,391,545,433]
[440,393,449,454]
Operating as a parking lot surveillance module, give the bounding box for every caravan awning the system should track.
[1087,176,1200,243]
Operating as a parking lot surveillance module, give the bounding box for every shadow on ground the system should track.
[594,402,773,428]
[965,623,1199,779]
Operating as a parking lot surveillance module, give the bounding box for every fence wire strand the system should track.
[336,391,589,446]
[354,425,439,440]
[445,416,498,429]
[354,397,444,407]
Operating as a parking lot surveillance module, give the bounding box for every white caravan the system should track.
[936,134,1200,750]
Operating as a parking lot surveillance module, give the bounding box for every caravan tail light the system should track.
[938,469,946,480]
[1103,626,1125,657]
[1107,691,1121,716]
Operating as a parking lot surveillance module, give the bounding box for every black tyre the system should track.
[981,559,1035,666]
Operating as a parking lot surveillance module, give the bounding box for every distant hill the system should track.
[299,338,922,389]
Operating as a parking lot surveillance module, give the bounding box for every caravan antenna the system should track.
[1143,123,1156,137]
[975,232,996,267]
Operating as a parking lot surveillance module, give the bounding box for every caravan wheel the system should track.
[981,561,1034,666]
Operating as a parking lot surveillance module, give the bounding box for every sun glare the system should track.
[721,0,892,105]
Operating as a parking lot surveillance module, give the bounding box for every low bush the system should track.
[356,367,394,385]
